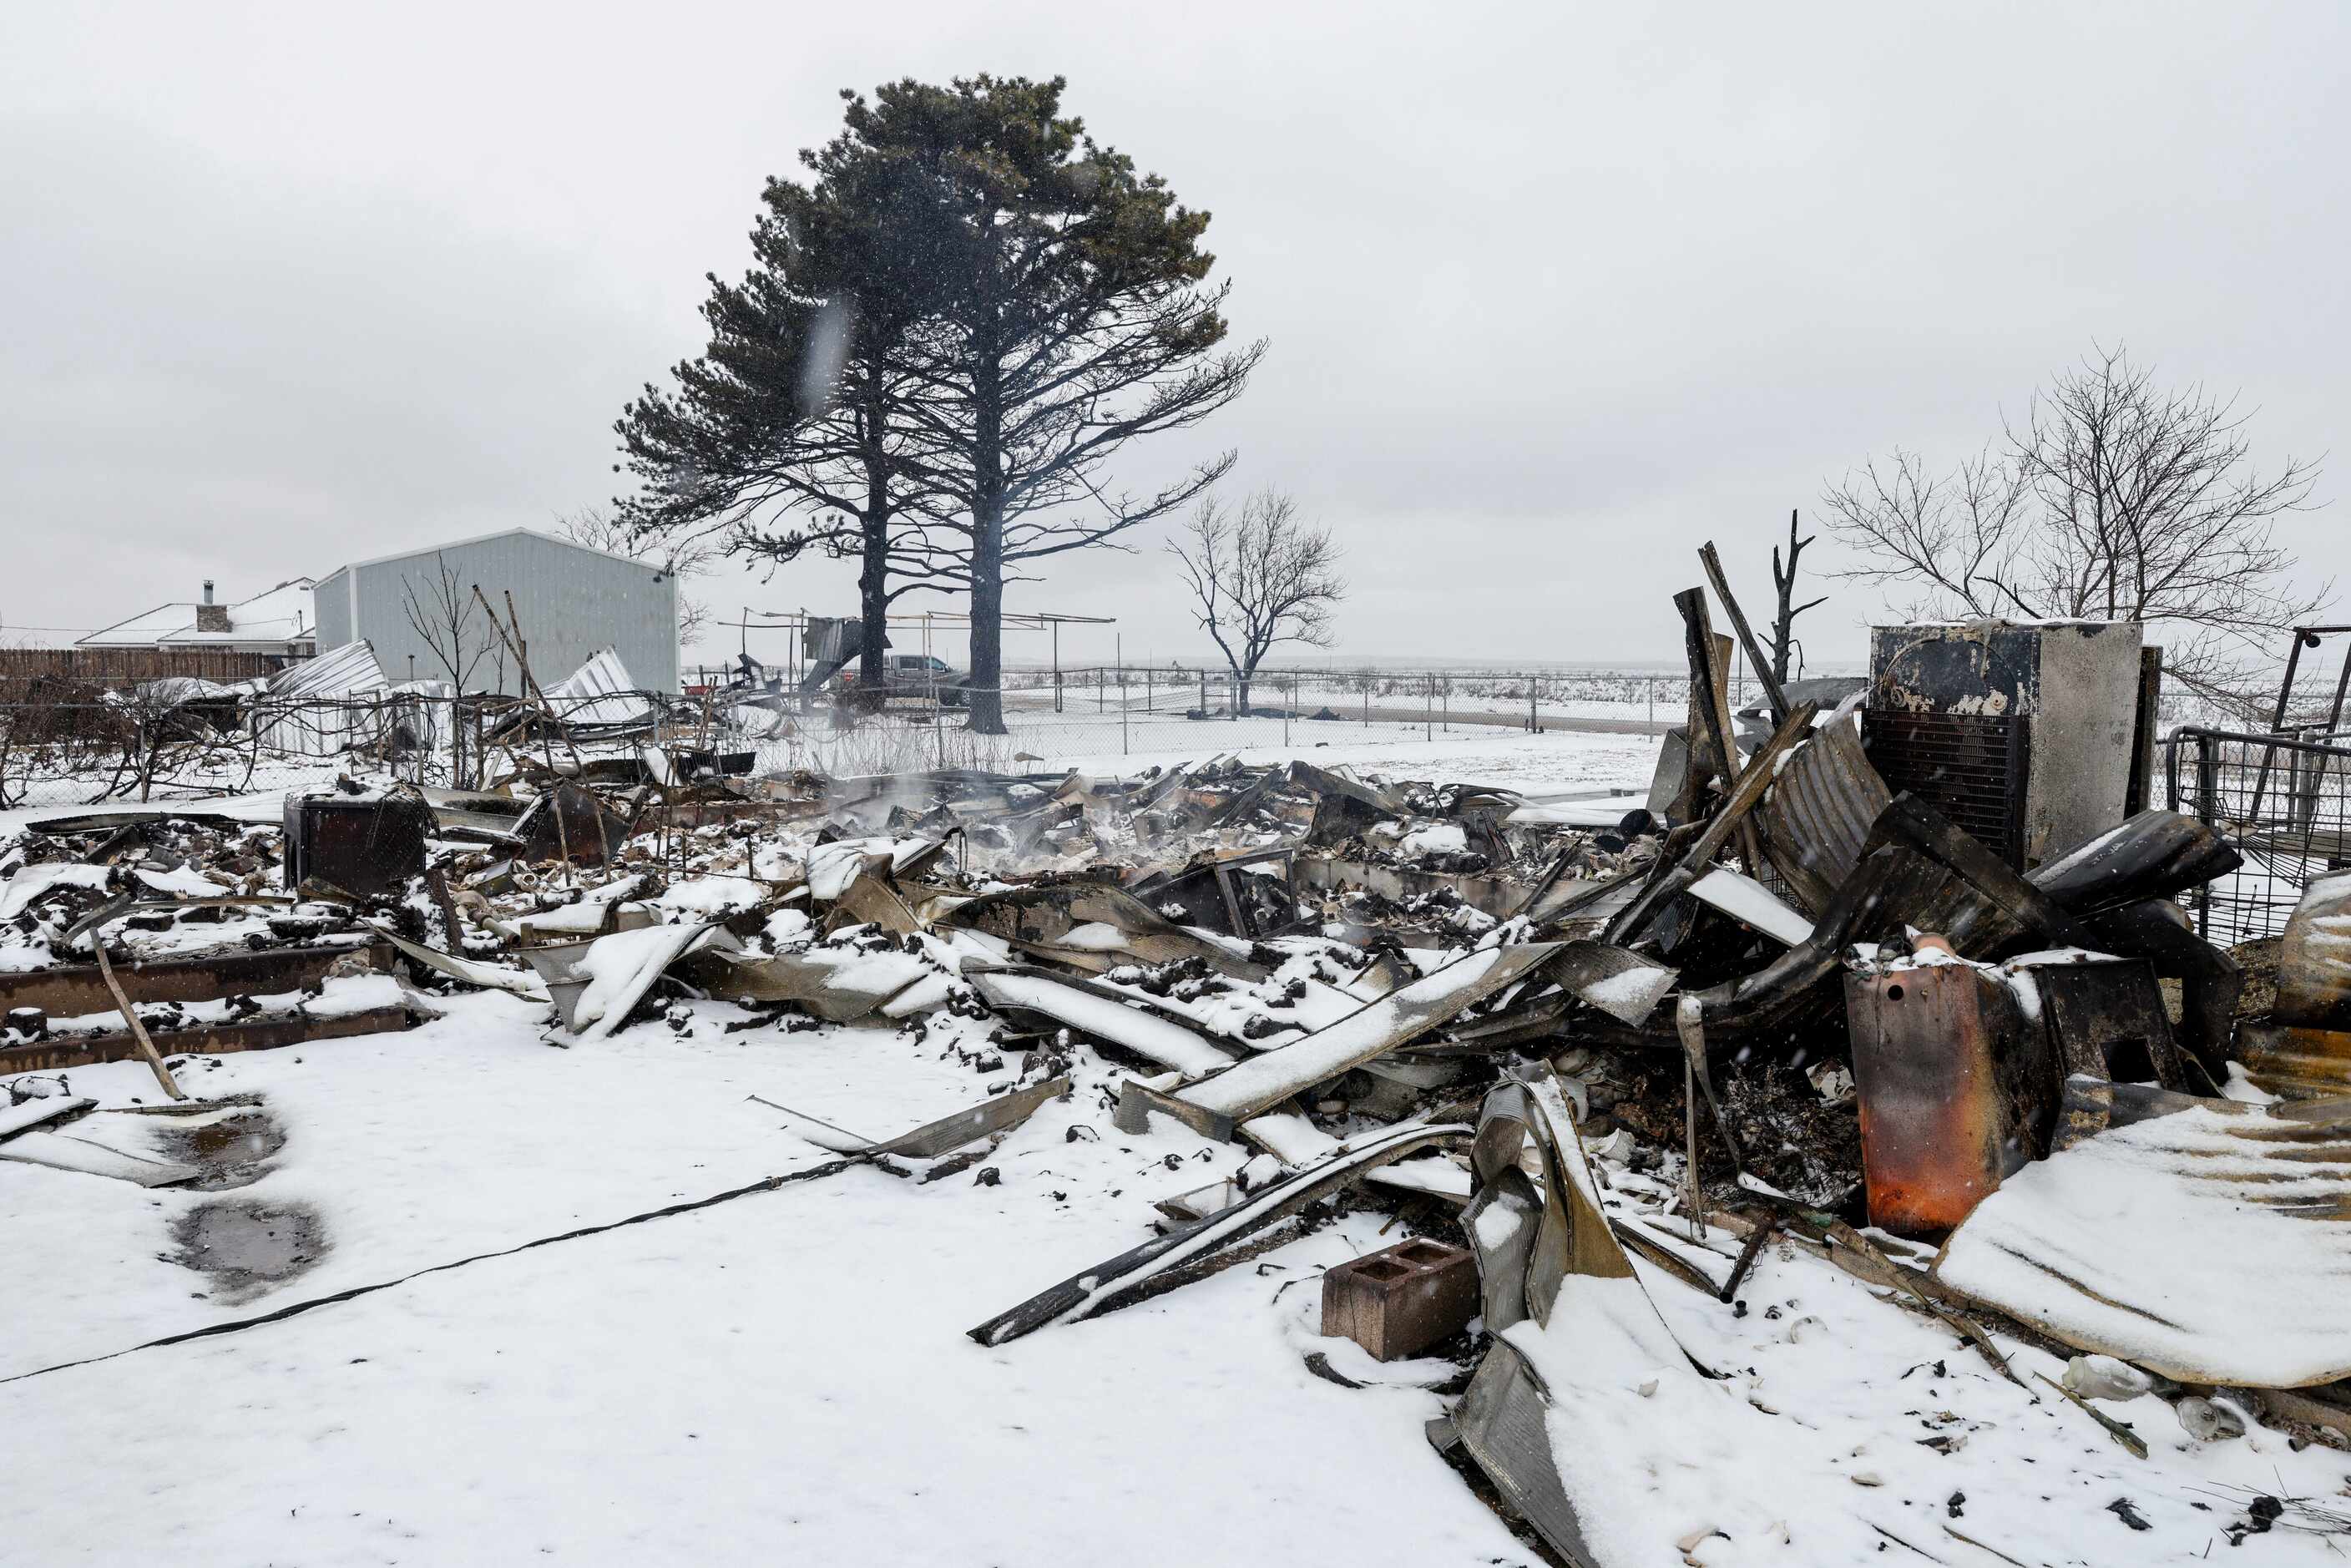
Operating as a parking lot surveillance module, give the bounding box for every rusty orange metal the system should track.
[1843,963,2021,1236]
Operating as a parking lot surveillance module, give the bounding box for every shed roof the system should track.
[320,527,664,580]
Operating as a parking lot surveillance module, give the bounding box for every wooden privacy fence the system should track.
[0,648,296,684]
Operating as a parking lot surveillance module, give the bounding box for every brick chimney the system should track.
[195,579,230,635]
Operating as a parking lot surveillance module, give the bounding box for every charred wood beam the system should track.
[1697,540,1792,726]
[1600,701,1821,948]
[0,943,387,1020]
[0,1004,419,1075]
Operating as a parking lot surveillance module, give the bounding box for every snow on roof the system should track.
[159,579,316,645]
[77,579,316,648]
[320,528,663,581]
[78,603,201,646]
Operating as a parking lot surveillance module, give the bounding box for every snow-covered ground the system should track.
[785,716,1667,797]
[5,729,2343,1565]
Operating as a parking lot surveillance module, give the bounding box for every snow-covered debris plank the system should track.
[759,1072,1069,1161]
[968,1119,1471,1346]
[522,922,724,1040]
[1686,866,1813,946]
[1240,1110,1473,1202]
[966,969,1235,1078]
[1150,943,1560,1128]
[0,1094,95,1141]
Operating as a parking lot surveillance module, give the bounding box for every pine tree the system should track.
[826,74,1263,732]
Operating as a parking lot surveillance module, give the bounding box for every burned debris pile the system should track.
[7,580,2349,1563]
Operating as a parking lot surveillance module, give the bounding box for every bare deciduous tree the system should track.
[400,553,500,691]
[1821,344,2328,695]
[1169,488,1345,712]
[558,503,722,650]
[400,552,504,784]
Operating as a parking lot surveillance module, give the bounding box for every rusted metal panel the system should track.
[0,1004,417,1073]
[0,941,385,1019]
[2274,868,2351,1030]
[1843,962,2048,1236]
[2237,1022,2351,1099]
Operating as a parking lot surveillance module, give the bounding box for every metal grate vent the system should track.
[1863,711,2032,868]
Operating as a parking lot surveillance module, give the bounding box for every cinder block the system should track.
[1320,1237,1477,1361]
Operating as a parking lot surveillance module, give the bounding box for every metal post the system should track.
[1362,679,1368,727]
[1529,680,1537,734]
[1283,676,1291,748]
[1443,675,1449,732]
[1425,673,1433,741]
[1145,666,1153,713]
[1647,675,1655,730]
[1120,641,1130,756]
[1200,670,1207,716]
[1052,621,1061,712]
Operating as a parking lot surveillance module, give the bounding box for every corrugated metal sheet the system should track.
[318,529,677,699]
[1937,1079,2351,1388]
[1756,715,1892,915]
[268,640,387,700]
[256,640,388,756]
[544,646,652,727]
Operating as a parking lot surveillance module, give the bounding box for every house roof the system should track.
[78,579,317,649]
[160,579,316,645]
[317,527,664,581]
[78,603,202,646]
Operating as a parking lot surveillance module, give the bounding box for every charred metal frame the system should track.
[2167,725,2351,942]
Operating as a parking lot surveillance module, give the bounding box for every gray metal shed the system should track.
[312,529,679,696]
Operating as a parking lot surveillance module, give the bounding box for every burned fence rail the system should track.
[2166,726,2351,943]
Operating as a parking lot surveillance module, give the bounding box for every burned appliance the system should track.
[1863,620,2143,870]
[281,790,433,898]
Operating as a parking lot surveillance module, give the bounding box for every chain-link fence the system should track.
[3,654,2279,814]
[2167,725,2351,943]
[0,666,1695,811]
[0,689,712,808]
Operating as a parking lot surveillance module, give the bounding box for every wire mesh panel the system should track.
[2166,726,2351,943]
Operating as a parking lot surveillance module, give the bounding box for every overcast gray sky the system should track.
[3,1,2341,673]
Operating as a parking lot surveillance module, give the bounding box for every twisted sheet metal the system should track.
[1756,716,1891,916]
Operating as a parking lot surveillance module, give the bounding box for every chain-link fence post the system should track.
[1425,672,1433,741]
[1283,675,1292,749]
[1120,665,1130,756]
